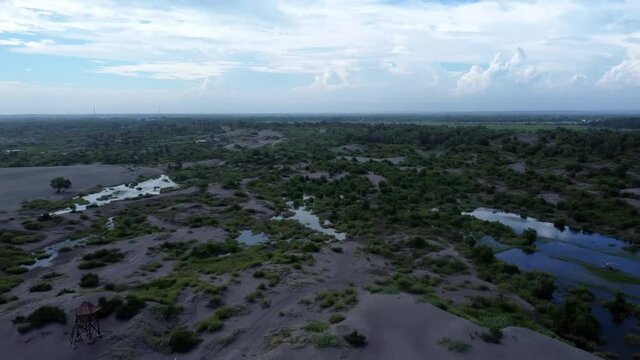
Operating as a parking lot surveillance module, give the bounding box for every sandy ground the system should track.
[539,191,562,205]
[0,163,607,360]
[0,164,162,212]
[508,161,526,174]
[622,188,640,196]
[364,172,386,190]
[0,232,602,360]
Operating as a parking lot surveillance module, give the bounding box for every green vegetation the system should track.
[79,273,100,288]
[168,328,200,353]
[304,321,329,333]
[314,333,341,348]
[115,296,146,320]
[0,275,23,293]
[554,287,600,348]
[193,306,243,334]
[604,291,634,323]
[343,331,367,347]
[329,314,345,324]
[2,119,639,358]
[439,338,471,352]
[29,282,52,292]
[422,255,468,275]
[50,177,72,193]
[196,315,224,332]
[13,306,67,333]
[314,288,358,311]
[0,229,43,245]
[78,248,125,269]
[0,245,34,274]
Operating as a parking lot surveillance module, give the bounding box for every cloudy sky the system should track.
[1,0,639,114]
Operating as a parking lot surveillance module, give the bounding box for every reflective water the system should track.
[463,208,628,254]
[236,230,269,245]
[25,237,87,270]
[272,197,346,240]
[53,175,178,215]
[465,208,640,357]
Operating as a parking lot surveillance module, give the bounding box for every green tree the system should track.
[50,177,72,193]
[522,228,537,246]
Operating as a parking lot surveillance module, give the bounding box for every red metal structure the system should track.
[70,301,102,349]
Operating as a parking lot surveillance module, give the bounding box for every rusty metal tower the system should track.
[70,301,102,349]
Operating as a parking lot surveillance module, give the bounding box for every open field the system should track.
[0,117,639,359]
[0,165,162,213]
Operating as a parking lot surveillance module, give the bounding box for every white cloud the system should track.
[597,52,640,87]
[94,62,238,81]
[0,38,23,46]
[456,47,539,94]
[1,0,640,111]
[310,68,350,90]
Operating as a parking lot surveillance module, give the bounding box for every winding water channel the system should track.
[464,207,640,357]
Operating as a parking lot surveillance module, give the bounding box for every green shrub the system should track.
[314,333,341,348]
[29,282,52,292]
[439,338,471,352]
[214,306,243,320]
[329,314,345,324]
[79,273,100,288]
[168,329,200,353]
[78,249,125,269]
[195,315,224,332]
[97,296,124,318]
[56,288,74,296]
[0,275,23,293]
[343,331,367,347]
[14,306,67,333]
[480,327,503,344]
[115,296,145,320]
[153,303,183,320]
[207,294,224,308]
[304,321,329,333]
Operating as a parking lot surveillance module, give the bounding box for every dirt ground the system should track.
[0,164,162,212]
[0,165,605,360]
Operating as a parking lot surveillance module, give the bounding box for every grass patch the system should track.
[195,315,224,333]
[79,273,100,288]
[439,338,471,352]
[0,275,23,293]
[13,306,67,333]
[314,333,341,348]
[329,314,345,324]
[304,321,329,333]
[78,248,125,269]
[168,328,200,353]
[29,282,52,292]
[315,288,358,310]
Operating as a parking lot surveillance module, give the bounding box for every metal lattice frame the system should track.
[70,302,102,349]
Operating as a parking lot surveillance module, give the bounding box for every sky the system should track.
[0,0,640,114]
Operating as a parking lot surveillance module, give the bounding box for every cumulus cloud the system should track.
[310,68,350,90]
[456,47,539,94]
[597,53,640,88]
[1,0,640,111]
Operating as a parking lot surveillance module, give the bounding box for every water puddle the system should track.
[272,196,346,240]
[25,237,88,270]
[106,217,115,230]
[236,230,269,245]
[53,175,178,215]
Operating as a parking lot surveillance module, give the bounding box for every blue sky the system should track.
[0,0,639,114]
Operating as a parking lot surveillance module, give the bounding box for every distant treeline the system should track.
[590,118,640,129]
